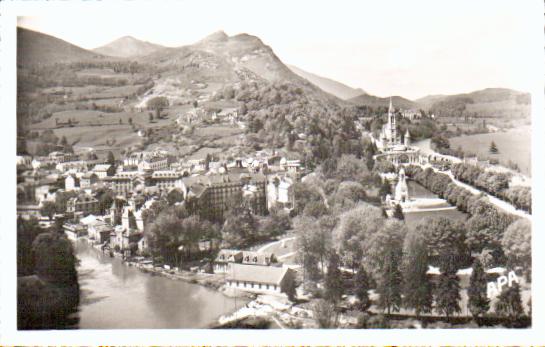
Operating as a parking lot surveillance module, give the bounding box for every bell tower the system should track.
[388,97,397,145]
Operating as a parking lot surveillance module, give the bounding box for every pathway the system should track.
[412,140,531,220]
[257,236,297,254]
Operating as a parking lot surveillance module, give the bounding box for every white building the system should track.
[267,175,294,211]
[225,263,294,295]
[394,168,409,202]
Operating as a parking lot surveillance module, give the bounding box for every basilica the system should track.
[377,98,411,150]
[373,99,421,165]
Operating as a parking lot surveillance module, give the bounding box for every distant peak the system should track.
[200,30,229,43]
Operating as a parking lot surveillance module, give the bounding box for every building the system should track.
[183,172,267,222]
[93,164,115,178]
[372,99,422,166]
[151,171,185,191]
[63,223,88,240]
[241,251,276,266]
[394,168,409,202]
[105,171,143,195]
[401,109,420,121]
[56,160,89,173]
[80,172,98,188]
[214,249,243,273]
[267,175,294,211]
[88,220,114,244]
[49,151,78,164]
[404,129,411,147]
[225,263,294,295]
[65,174,80,191]
[379,98,400,149]
[138,156,168,172]
[66,194,99,216]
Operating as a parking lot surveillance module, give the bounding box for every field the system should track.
[450,126,531,176]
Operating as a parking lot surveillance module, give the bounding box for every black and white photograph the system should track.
[2,0,544,344]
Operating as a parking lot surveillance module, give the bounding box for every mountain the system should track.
[139,31,323,85]
[93,36,165,58]
[416,88,530,110]
[348,93,417,109]
[416,88,531,119]
[136,30,343,105]
[287,65,366,100]
[17,27,104,66]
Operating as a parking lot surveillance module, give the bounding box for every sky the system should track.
[16,0,540,99]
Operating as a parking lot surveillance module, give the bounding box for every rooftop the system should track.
[226,263,289,285]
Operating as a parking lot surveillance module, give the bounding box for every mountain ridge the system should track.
[93,36,166,58]
[17,27,105,65]
[288,65,366,100]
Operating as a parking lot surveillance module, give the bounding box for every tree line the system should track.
[451,163,531,213]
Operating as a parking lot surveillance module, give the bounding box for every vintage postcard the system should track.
[1,0,543,345]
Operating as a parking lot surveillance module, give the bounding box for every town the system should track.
[17,96,532,329]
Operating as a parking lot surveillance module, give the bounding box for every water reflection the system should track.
[75,240,245,329]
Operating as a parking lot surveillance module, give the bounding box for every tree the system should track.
[501,219,531,280]
[374,159,396,173]
[221,204,258,248]
[494,283,524,322]
[106,151,115,166]
[379,180,392,199]
[312,299,337,328]
[32,232,78,285]
[97,190,115,214]
[354,265,371,312]
[392,204,404,220]
[17,217,43,276]
[166,188,184,205]
[489,141,499,154]
[295,216,331,283]
[40,201,57,221]
[434,258,461,321]
[376,238,403,315]
[335,154,371,182]
[334,202,385,272]
[258,209,291,238]
[281,270,297,302]
[416,217,469,270]
[324,250,344,304]
[467,259,490,319]
[205,153,211,171]
[60,135,68,147]
[332,181,367,209]
[147,96,169,119]
[402,230,433,318]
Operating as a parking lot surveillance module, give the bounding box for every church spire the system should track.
[389,97,394,114]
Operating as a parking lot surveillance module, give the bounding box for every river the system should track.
[74,240,245,329]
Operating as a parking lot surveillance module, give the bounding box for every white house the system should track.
[225,263,294,295]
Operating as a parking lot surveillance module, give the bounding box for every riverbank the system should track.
[81,237,255,298]
[74,239,249,328]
